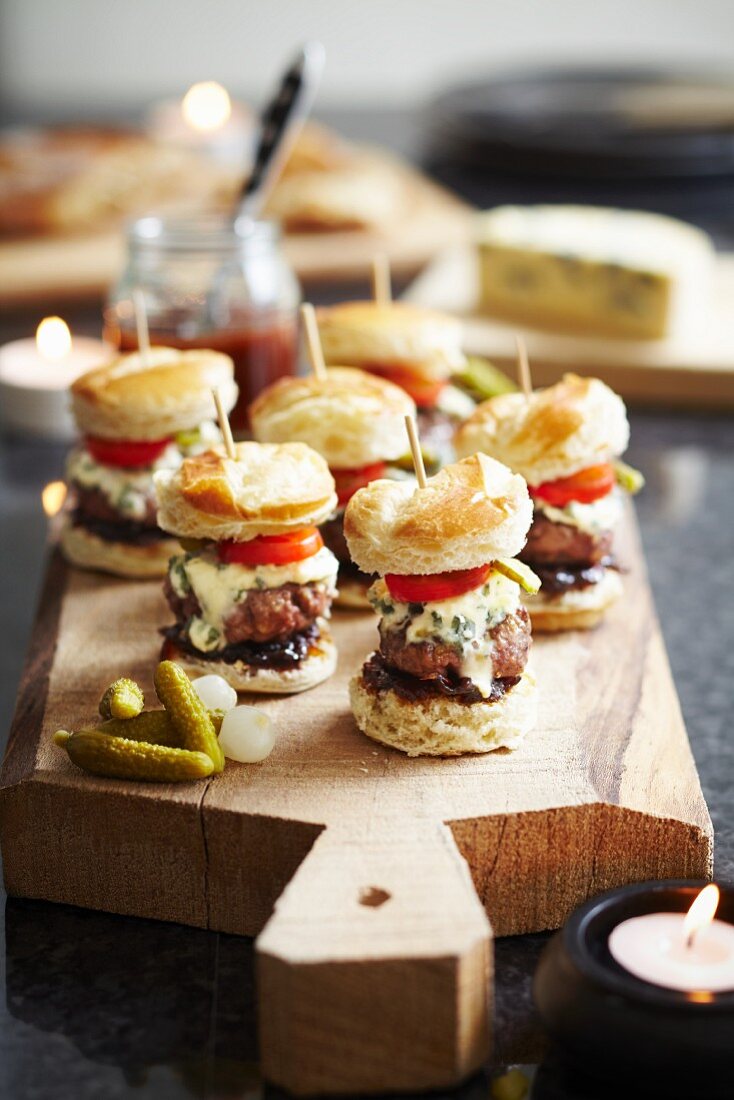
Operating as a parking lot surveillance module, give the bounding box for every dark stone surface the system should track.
[0,108,732,1099]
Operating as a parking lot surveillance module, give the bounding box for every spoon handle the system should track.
[237,41,325,220]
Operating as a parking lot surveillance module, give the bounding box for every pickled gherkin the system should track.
[54,728,214,782]
[95,709,223,745]
[99,678,144,720]
[154,661,224,773]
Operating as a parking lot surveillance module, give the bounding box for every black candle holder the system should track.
[533,879,734,1098]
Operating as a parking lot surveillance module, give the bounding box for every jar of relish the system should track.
[105,215,300,432]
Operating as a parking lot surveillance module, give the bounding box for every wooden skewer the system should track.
[300,303,327,381]
[213,387,236,460]
[404,415,427,489]
[133,288,150,366]
[372,253,392,305]
[515,334,532,401]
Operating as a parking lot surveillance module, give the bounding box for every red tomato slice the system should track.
[86,436,172,469]
[530,463,616,507]
[217,527,323,567]
[332,462,386,506]
[365,363,446,409]
[385,563,492,603]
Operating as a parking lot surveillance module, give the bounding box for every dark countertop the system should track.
[1,109,733,1100]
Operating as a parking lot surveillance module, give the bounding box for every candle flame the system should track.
[36,317,71,361]
[42,481,67,518]
[683,883,720,947]
[181,82,231,132]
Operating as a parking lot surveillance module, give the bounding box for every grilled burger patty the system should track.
[72,484,159,528]
[363,651,520,705]
[321,513,375,586]
[164,576,331,646]
[379,606,531,682]
[521,512,613,567]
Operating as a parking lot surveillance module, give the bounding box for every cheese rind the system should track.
[476,205,714,340]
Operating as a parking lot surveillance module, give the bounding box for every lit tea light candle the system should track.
[0,318,111,440]
[609,884,734,992]
[42,480,68,542]
[146,81,252,167]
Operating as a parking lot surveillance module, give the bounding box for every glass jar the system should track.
[105,215,301,432]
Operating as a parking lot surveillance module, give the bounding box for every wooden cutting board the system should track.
[0,159,472,306]
[405,246,734,407]
[0,506,712,1095]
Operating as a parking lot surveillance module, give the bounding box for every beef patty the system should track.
[521,512,613,567]
[379,605,531,682]
[72,484,159,528]
[321,513,375,588]
[164,574,331,645]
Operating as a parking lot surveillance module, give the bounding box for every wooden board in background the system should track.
[0,507,712,1094]
[405,246,734,407]
[0,158,472,307]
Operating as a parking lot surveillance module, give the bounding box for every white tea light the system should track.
[609,884,734,992]
[146,82,252,168]
[0,319,112,441]
[192,674,238,713]
[219,706,276,763]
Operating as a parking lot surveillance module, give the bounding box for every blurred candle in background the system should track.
[147,80,253,167]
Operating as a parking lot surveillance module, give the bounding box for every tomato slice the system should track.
[530,463,616,507]
[217,527,323,567]
[332,462,386,506]
[365,363,446,409]
[86,435,172,469]
[385,563,492,604]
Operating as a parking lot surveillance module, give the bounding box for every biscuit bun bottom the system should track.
[344,452,532,576]
[249,367,415,468]
[161,629,337,695]
[454,374,629,485]
[350,669,536,757]
[526,569,622,632]
[71,347,237,441]
[60,521,177,578]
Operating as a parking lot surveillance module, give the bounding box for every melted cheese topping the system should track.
[66,421,222,521]
[533,490,623,535]
[370,571,521,698]
[170,546,339,653]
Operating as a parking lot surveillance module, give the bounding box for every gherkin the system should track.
[99,678,145,720]
[154,661,224,773]
[54,729,214,782]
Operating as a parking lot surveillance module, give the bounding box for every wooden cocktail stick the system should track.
[133,288,150,367]
[515,334,532,400]
[372,253,392,305]
[404,415,427,489]
[300,303,327,381]
[213,387,236,460]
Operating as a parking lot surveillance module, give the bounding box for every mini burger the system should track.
[316,301,473,459]
[249,366,416,608]
[344,453,539,756]
[62,347,237,578]
[455,374,643,631]
[155,441,339,693]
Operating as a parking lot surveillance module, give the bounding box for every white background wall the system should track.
[2,0,733,113]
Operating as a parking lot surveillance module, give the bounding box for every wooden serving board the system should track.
[0,159,472,306]
[405,246,734,407]
[0,507,712,1095]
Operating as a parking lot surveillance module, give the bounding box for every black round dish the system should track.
[533,880,734,1098]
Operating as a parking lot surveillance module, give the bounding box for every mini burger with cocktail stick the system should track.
[250,303,416,608]
[155,422,340,693]
[344,419,539,756]
[455,371,643,631]
[62,345,237,578]
[316,257,473,461]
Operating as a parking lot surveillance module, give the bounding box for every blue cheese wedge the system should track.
[370,571,521,699]
[477,205,714,340]
[170,546,339,653]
